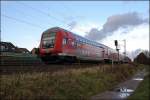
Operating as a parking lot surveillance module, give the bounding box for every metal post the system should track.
[123,39,126,62]
[124,40,126,56]
[117,49,119,63]
[111,55,113,72]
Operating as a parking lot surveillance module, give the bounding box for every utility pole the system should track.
[123,39,126,61]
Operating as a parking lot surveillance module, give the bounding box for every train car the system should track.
[39,27,125,63]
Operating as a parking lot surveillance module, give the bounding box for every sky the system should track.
[1,1,149,58]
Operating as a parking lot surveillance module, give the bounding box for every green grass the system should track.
[128,69,150,100]
[0,64,144,99]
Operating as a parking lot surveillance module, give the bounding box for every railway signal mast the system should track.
[114,40,120,63]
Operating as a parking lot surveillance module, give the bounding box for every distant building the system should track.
[17,48,30,53]
[0,41,29,53]
[0,41,17,52]
[134,52,149,65]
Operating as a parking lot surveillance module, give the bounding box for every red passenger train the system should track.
[39,27,129,63]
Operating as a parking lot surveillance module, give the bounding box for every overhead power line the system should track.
[2,14,44,29]
[6,2,87,34]
[9,6,46,23]
[17,2,67,25]
[17,2,88,33]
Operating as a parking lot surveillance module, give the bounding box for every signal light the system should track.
[115,40,118,46]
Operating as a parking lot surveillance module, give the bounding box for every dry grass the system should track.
[0,64,143,99]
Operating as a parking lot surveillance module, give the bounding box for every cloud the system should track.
[85,12,148,41]
[66,22,101,37]
[100,23,149,53]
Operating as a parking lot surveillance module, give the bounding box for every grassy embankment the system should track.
[0,64,144,99]
[128,65,149,100]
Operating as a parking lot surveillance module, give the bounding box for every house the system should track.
[0,41,17,52]
[17,48,30,53]
[0,41,29,53]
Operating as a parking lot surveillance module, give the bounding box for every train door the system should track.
[62,32,76,55]
[102,48,105,58]
[106,48,109,59]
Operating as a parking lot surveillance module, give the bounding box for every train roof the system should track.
[43,27,116,50]
[43,27,67,34]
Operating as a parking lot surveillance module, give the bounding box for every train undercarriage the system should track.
[40,54,122,64]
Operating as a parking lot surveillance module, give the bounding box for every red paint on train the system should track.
[39,27,129,62]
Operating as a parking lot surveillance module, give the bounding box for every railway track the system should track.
[0,63,101,75]
[0,52,105,74]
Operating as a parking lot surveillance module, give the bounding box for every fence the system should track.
[0,52,43,66]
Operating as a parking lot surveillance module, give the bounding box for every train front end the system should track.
[39,28,62,62]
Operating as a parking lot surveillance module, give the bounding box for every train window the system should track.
[43,32,56,38]
[79,39,81,43]
[74,41,77,47]
[63,38,68,45]
[85,40,86,44]
[71,41,75,46]
[42,33,49,38]
[87,41,89,45]
[83,40,85,43]
[81,40,83,44]
[83,40,85,44]
[50,32,56,37]
[76,38,79,42]
[82,40,84,44]
[78,39,80,42]
[42,32,56,48]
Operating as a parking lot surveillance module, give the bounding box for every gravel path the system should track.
[91,68,148,100]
